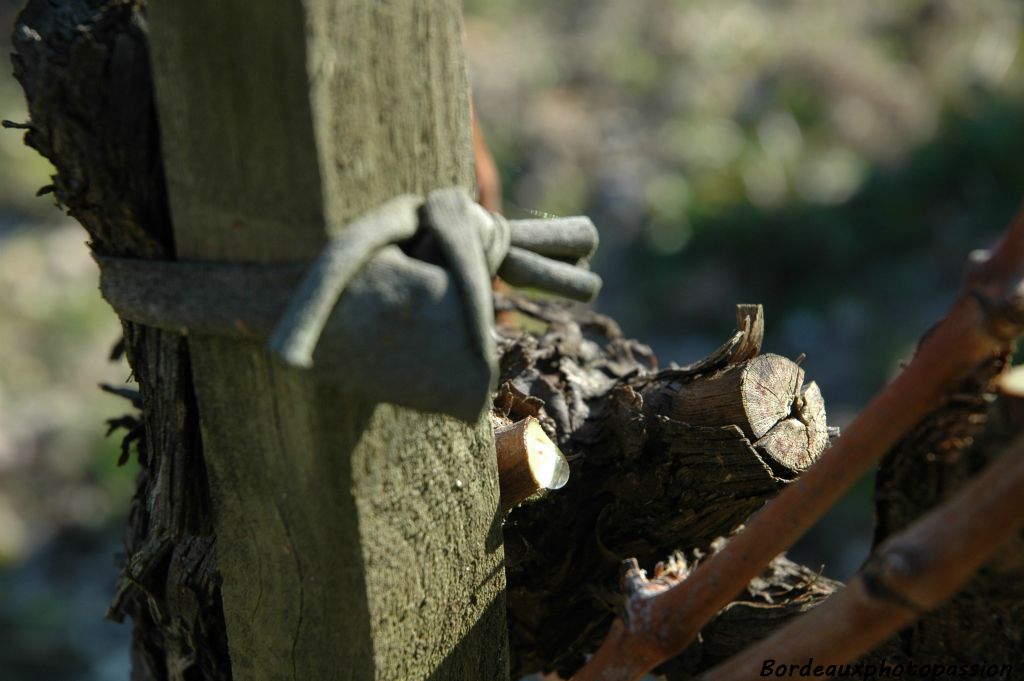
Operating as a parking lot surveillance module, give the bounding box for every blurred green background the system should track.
[2,0,1022,678]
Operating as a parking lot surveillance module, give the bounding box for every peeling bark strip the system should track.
[494,300,834,677]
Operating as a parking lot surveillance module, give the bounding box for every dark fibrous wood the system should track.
[10,2,230,679]
[494,297,834,677]
[873,354,1024,670]
[12,0,171,259]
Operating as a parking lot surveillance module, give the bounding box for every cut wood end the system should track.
[754,379,829,474]
[495,417,569,511]
[742,353,805,438]
[524,420,570,490]
[997,364,1024,397]
[656,350,829,474]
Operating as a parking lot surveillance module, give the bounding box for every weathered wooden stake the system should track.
[146,2,508,679]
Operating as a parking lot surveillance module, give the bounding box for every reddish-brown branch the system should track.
[699,431,1024,680]
[471,100,502,213]
[573,204,1024,681]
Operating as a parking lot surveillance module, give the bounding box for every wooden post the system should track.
[145,2,508,679]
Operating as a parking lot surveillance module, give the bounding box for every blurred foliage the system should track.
[0,64,54,219]
[0,224,134,564]
[467,0,1024,409]
[0,221,134,680]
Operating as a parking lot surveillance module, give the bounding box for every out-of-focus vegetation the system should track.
[0,0,1021,678]
[0,182,134,678]
[468,0,1023,407]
